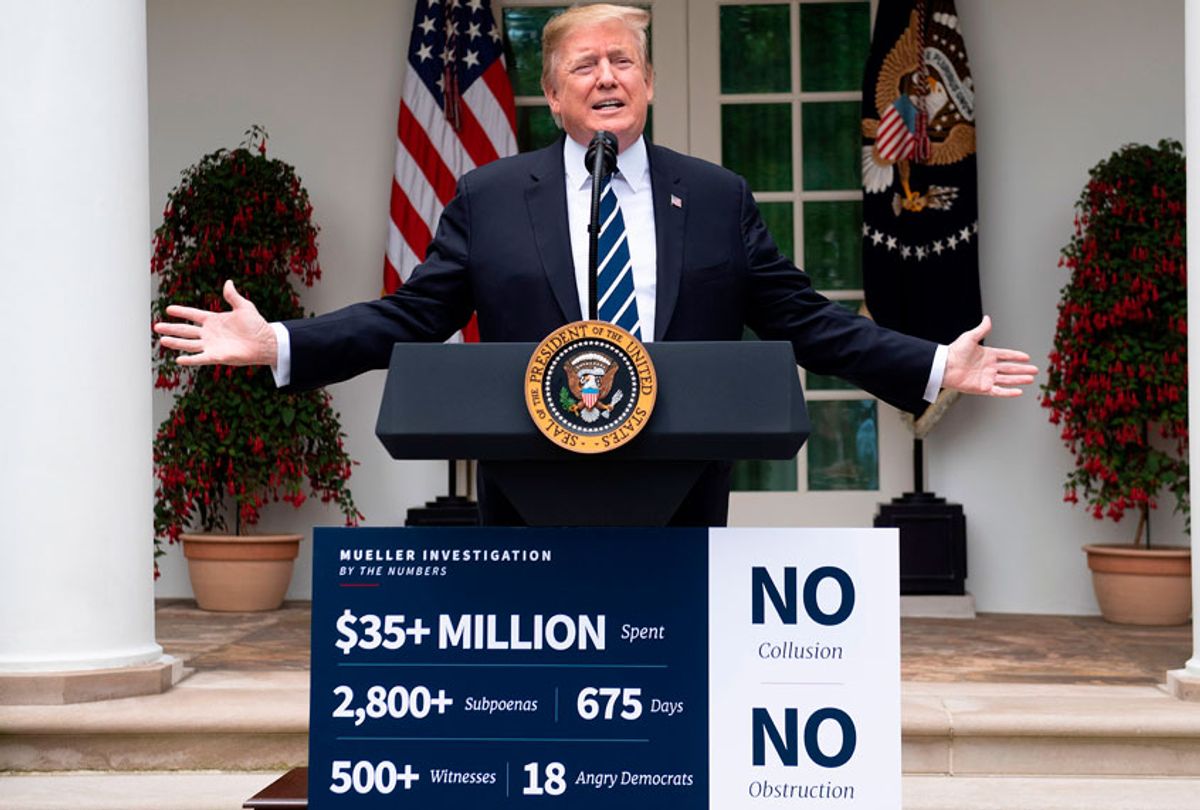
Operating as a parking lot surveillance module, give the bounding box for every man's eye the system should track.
[571,63,595,74]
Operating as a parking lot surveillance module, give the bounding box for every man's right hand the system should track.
[154,280,277,367]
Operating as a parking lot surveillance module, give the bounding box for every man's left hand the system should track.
[943,316,1038,397]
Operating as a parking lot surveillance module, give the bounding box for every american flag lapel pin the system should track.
[670,194,683,209]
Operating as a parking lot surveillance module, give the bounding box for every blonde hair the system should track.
[540,3,652,93]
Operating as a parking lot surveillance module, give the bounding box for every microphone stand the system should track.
[585,131,618,320]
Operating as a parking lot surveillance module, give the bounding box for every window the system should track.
[499,1,903,526]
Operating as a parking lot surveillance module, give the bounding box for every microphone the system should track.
[585,131,618,320]
[584,130,618,176]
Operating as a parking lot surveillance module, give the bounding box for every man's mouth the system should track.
[592,100,625,111]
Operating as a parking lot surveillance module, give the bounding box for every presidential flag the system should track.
[385,0,517,340]
[861,0,981,348]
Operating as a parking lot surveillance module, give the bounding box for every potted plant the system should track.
[1042,139,1189,625]
[151,127,360,611]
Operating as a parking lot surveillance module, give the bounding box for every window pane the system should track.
[733,458,798,492]
[803,200,862,290]
[807,300,862,391]
[503,7,564,97]
[722,103,793,191]
[807,400,879,491]
[758,202,794,261]
[801,101,860,190]
[517,106,562,152]
[720,4,791,94]
[799,3,871,92]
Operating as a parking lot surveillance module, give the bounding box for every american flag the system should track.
[384,0,517,339]
[874,95,918,162]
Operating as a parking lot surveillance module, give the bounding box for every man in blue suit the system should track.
[156,4,1035,524]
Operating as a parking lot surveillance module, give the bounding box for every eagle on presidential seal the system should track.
[862,5,976,216]
[560,351,624,424]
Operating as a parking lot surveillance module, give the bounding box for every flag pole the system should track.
[912,437,925,494]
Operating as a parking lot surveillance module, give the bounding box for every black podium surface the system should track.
[376,341,809,525]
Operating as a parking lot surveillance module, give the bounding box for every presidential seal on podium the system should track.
[525,321,657,454]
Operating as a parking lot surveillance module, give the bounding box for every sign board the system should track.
[308,527,899,808]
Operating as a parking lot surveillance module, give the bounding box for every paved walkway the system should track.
[8,771,1200,810]
[3,602,1194,809]
[155,599,1194,684]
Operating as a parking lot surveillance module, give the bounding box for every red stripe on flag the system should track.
[482,60,517,134]
[878,115,903,144]
[877,121,910,160]
[454,100,501,169]
[390,179,434,262]
[398,102,458,206]
[383,255,402,295]
[462,314,480,342]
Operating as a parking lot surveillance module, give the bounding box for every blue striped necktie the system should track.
[595,174,642,339]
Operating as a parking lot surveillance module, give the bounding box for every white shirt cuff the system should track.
[923,344,948,403]
[270,322,291,388]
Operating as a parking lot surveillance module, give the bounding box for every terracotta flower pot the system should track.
[1082,544,1192,626]
[181,533,302,612]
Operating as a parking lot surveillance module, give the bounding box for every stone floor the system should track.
[4,603,1197,809]
[900,613,1193,684]
[153,599,1194,685]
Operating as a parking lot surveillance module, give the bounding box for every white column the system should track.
[1185,0,1200,681]
[0,1,162,672]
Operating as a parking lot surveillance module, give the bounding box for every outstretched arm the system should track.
[943,315,1037,397]
[153,280,277,367]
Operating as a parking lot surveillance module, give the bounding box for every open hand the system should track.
[154,280,277,367]
[943,316,1038,397]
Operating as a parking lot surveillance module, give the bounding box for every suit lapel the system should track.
[649,145,686,340]
[524,139,581,325]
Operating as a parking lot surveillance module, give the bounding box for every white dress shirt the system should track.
[563,135,657,339]
[272,135,946,401]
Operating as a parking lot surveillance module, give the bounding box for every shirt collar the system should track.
[563,134,649,193]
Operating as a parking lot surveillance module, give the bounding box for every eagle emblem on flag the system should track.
[860,0,983,406]
[862,6,976,216]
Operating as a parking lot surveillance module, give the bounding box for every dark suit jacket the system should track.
[284,138,938,523]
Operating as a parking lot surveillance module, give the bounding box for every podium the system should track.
[375,340,810,525]
[246,340,809,808]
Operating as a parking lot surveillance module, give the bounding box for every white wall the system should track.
[931,0,1186,613]
[148,0,1185,612]
[148,0,429,599]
